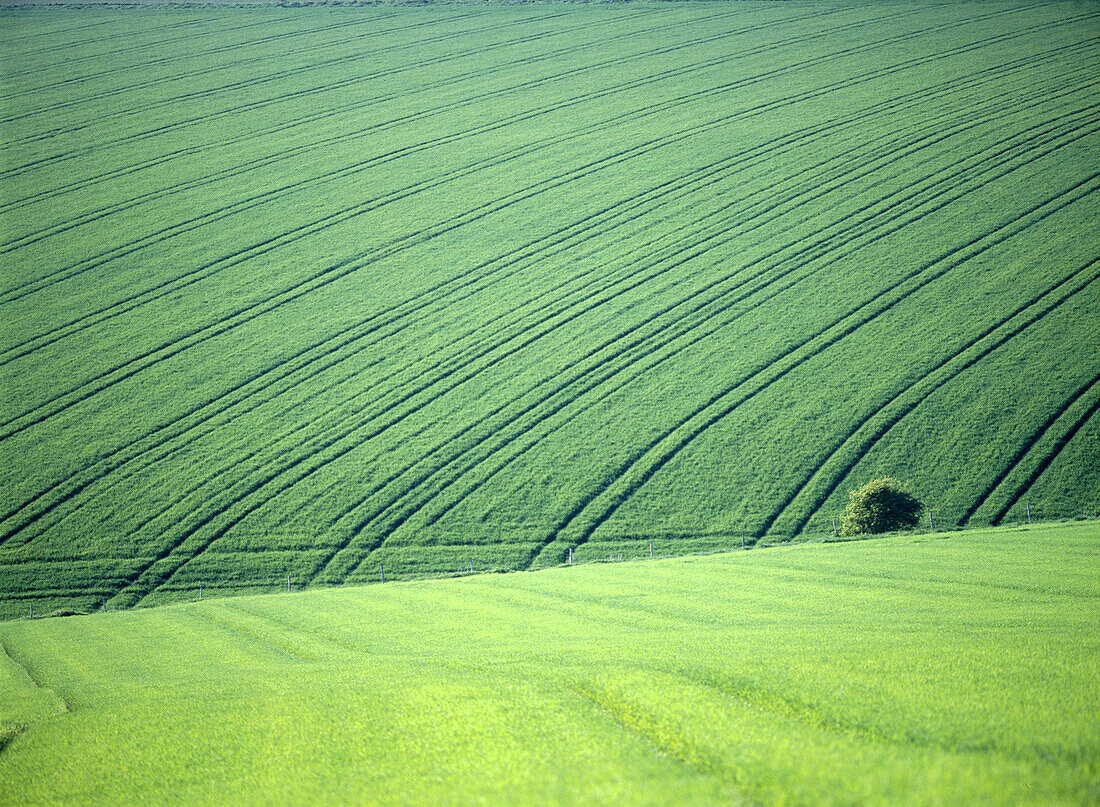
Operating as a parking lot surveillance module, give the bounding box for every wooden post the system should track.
[1027,502,1032,524]
[832,518,837,538]
[380,564,385,583]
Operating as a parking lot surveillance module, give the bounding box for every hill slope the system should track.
[2,524,1098,805]
[1,1,1099,615]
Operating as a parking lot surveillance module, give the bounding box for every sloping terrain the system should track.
[1,524,1098,805]
[1,1,1098,615]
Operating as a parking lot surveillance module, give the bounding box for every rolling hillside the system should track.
[2,524,1098,805]
[2,1,1099,616]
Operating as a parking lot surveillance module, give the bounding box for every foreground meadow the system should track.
[1,522,1097,805]
[2,1,1099,616]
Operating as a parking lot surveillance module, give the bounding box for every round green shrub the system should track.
[840,477,923,536]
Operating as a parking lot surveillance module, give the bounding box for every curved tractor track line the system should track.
[152,94,1100,593]
[316,107,1100,576]
[32,104,1073,584]
[2,7,1077,377]
[0,140,782,546]
[0,5,854,298]
[0,2,1051,181]
[0,14,137,48]
[0,5,780,219]
[0,3,826,171]
[523,172,1100,566]
[408,117,1100,537]
[7,9,1085,299]
[0,8,582,142]
[0,6,717,257]
[1,14,284,81]
[762,254,1100,538]
[962,369,1100,524]
[4,64,1086,562]
[0,115,819,541]
[991,384,1100,524]
[4,45,1091,549]
[0,41,1082,543]
[2,13,236,63]
[2,8,1019,428]
[0,1,855,207]
[9,28,1091,270]
[0,8,453,104]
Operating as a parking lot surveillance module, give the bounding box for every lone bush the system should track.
[840,477,922,536]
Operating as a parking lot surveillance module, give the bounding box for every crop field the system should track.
[1,1,1099,617]
[1,523,1098,805]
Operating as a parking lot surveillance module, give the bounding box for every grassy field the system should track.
[1,1,1099,616]
[1,522,1097,805]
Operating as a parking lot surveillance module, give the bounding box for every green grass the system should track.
[1,522,1098,805]
[1,1,1099,616]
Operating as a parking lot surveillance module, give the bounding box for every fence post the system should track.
[649,541,653,558]
[832,518,837,538]
[741,530,745,549]
[1027,502,1032,524]
[287,575,291,593]
[380,564,385,583]
[929,512,934,531]
[199,584,202,601]
[469,560,473,572]
[568,547,573,565]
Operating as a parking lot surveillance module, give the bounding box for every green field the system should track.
[2,523,1097,805]
[1,1,1099,616]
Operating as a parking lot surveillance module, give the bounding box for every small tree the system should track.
[840,477,922,536]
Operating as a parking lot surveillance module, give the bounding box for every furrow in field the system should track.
[328,105,1100,575]
[0,8,579,141]
[0,3,772,219]
[992,393,1100,524]
[0,5,698,259]
[0,70,1086,567]
[0,7,428,103]
[963,370,1100,524]
[0,0,856,230]
[414,176,1100,539]
[0,12,330,81]
[0,9,996,427]
[0,635,71,716]
[525,172,1100,565]
[760,254,1100,538]
[0,137,779,546]
[0,2,1045,182]
[2,45,1082,556]
[0,2,799,170]
[0,13,280,98]
[1,12,232,63]
[181,609,310,662]
[3,5,1079,401]
[0,14,133,49]
[146,88,1097,594]
[0,5,852,307]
